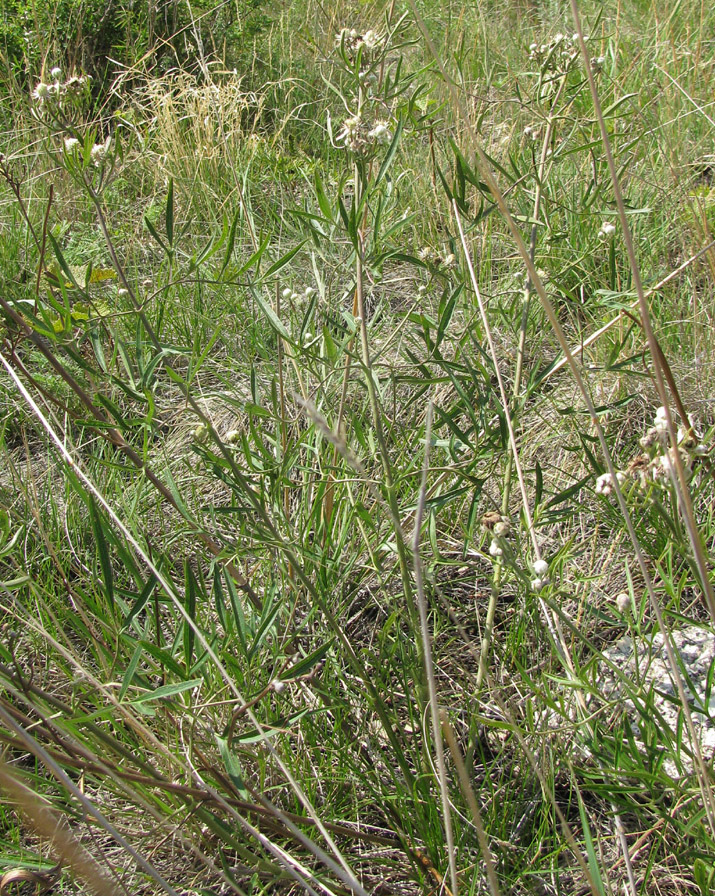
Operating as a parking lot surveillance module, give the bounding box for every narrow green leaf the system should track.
[233,233,270,278]
[248,284,290,339]
[436,283,462,350]
[534,459,543,510]
[124,574,158,628]
[232,708,311,744]
[47,234,80,290]
[281,641,334,681]
[262,240,307,280]
[223,571,247,653]
[119,642,144,701]
[144,215,169,254]
[165,179,174,247]
[220,207,241,274]
[133,678,203,704]
[216,735,249,798]
[184,559,197,668]
[601,93,637,119]
[375,119,403,188]
[247,600,281,661]
[575,785,606,896]
[89,500,114,609]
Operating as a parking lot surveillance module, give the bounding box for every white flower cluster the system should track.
[335,27,384,59]
[336,113,393,154]
[90,135,112,166]
[529,33,582,74]
[482,511,511,560]
[597,407,709,495]
[418,247,457,269]
[282,285,316,306]
[32,69,91,107]
[368,121,392,145]
[531,558,550,592]
[598,221,616,240]
[595,470,625,496]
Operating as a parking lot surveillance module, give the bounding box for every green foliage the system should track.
[1,1,715,894]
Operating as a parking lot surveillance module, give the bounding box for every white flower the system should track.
[488,539,503,558]
[362,29,382,51]
[531,578,545,592]
[64,137,80,152]
[615,592,630,613]
[418,285,427,295]
[32,82,50,101]
[193,423,208,442]
[442,253,456,268]
[337,115,362,149]
[368,121,391,145]
[272,679,285,693]
[50,66,61,80]
[225,429,241,444]
[91,135,111,166]
[117,288,129,297]
[304,286,315,299]
[640,428,659,449]
[598,221,616,239]
[653,406,668,433]
[533,559,549,577]
[493,521,509,536]
[282,287,292,299]
[595,471,624,495]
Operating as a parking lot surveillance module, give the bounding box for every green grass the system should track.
[1,1,715,894]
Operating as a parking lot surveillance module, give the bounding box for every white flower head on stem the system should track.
[653,405,669,434]
[32,82,50,102]
[598,221,616,240]
[595,471,624,496]
[91,135,112,166]
[362,29,382,51]
[368,121,391,145]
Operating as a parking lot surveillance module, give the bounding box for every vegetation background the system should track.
[1,0,715,894]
